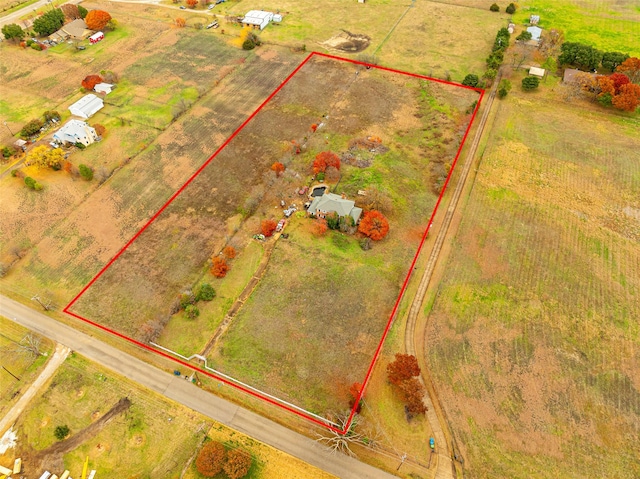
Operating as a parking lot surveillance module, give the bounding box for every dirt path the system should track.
[402,76,499,479]
[200,237,276,357]
[0,342,70,436]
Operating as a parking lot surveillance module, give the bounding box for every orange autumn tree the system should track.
[616,57,640,83]
[85,10,111,30]
[358,210,389,241]
[211,256,229,278]
[81,75,102,90]
[261,219,277,237]
[223,245,236,259]
[271,162,285,177]
[312,151,340,174]
[612,83,640,111]
[175,17,186,27]
[196,442,226,477]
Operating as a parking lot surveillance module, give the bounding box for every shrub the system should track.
[211,257,229,278]
[505,2,516,14]
[2,146,16,158]
[54,425,70,440]
[316,172,325,182]
[522,76,540,91]
[30,43,43,50]
[490,3,499,11]
[179,291,196,309]
[78,5,88,18]
[462,74,479,87]
[196,441,226,477]
[242,38,255,50]
[195,283,216,301]
[43,110,60,122]
[79,164,93,181]
[325,212,340,230]
[185,304,200,319]
[498,79,512,98]
[516,31,532,41]
[311,218,328,236]
[24,176,43,191]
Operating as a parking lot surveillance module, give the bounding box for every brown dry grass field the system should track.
[424,83,640,477]
[69,55,479,419]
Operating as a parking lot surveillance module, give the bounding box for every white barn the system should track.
[53,120,98,146]
[241,10,274,30]
[94,82,114,95]
[68,94,104,119]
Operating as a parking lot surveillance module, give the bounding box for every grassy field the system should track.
[0,316,54,417]
[512,0,640,56]
[424,83,640,477]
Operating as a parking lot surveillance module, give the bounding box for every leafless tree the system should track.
[9,245,23,260]
[315,413,380,457]
[16,333,43,358]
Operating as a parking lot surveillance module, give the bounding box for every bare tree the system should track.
[315,413,379,457]
[9,245,23,260]
[16,333,43,358]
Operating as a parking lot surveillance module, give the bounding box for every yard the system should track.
[424,84,640,477]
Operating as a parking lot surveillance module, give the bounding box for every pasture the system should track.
[425,88,640,477]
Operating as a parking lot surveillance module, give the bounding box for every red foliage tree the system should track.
[612,82,640,112]
[609,72,630,93]
[312,151,340,174]
[223,449,253,479]
[386,353,420,386]
[81,75,103,90]
[358,210,389,241]
[223,245,236,259]
[261,219,277,237]
[85,10,112,30]
[399,377,427,415]
[310,123,318,132]
[616,57,640,84]
[311,218,328,236]
[271,162,285,177]
[195,441,226,477]
[211,256,230,278]
[187,0,197,7]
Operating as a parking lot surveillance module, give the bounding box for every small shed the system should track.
[68,94,104,119]
[530,15,540,25]
[526,26,542,42]
[94,82,114,94]
[14,139,27,150]
[529,67,545,78]
[241,10,273,30]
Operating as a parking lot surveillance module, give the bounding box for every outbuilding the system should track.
[94,82,115,95]
[68,94,104,119]
[528,67,546,78]
[526,26,543,42]
[241,10,274,30]
[89,31,104,44]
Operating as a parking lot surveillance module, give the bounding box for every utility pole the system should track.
[3,121,14,136]
[396,453,407,471]
[31,295,51,311]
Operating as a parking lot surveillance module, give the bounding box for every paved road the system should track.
[0,342,70,436]
[0,295,398,479]
[0,0,81,30]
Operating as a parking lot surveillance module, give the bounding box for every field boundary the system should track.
[64,51,484,434]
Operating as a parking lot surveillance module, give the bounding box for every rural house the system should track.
[53,119,99,146]
[68,94,104,119]
[241,10,274,30]
[308,192,362,224]
[94,82,115,95]
[49,19,92,42]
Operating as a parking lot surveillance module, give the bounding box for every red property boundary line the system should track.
[64,51,484,435]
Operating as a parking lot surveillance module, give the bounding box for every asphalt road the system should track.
[0,0,81,30]
[0,295,398,479]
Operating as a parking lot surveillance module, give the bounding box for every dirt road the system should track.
[0,342,70,436]
[0,294,397,479]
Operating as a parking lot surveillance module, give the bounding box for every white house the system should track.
[94,82,114,95]
[68,94,104,119]
[241,10,274,30]
[53,120,98,146]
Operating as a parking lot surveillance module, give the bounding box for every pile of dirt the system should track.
[321,30,371,53]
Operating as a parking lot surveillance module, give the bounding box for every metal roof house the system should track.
[94,82,114,95]
[68,94,104,119]
[308,193,363,224]
[526,26,543,42]
[53,120,98,146]
[241,10,274,30]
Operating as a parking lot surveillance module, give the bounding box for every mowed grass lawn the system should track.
[15,354,210,477]
[513,0,640,56]
[425,89,640,477]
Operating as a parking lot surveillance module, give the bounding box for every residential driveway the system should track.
[0,295,399,479]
